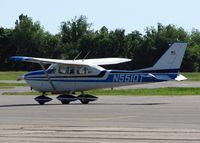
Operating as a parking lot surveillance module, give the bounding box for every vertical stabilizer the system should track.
[152,42,187,70]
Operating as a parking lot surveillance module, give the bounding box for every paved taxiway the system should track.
[0,95,200,142]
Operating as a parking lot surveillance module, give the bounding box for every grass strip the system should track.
[0,71,26,80]
[2,92,40,95]
[2,87,200,96]
[182,72,200,81]
[86,87,200,96]
[0,82,27,87]
[0,87,13,89]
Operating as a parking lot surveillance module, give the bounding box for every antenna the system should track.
[82,51,90,61]
[73,51,82,61]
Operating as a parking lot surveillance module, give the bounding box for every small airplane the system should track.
[10,42,187,105]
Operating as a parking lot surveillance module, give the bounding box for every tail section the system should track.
[139,42,187,81]
[152,42,187,70]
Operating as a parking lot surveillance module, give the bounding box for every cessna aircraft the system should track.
[10,42,187,105]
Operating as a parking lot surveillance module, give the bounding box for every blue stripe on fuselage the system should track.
[25,70,45,76]
[110,69,179,74]
[24,71,177,83]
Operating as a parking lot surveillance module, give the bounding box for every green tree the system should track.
[0,28,14,70]
[10,14,57,70]
[133,23,188,69]
[1,14,200,72]
[126,30,143,69]
[59,15,92,59]
[182,29,200,71]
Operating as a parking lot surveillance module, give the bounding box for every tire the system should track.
[80,99,89,104]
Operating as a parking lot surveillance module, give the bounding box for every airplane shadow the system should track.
[0,102,168,108]
[0,103,61,108]
[93,103,169,106]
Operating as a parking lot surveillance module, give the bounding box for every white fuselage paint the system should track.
[24,72,121,92]
[24,70,176,93]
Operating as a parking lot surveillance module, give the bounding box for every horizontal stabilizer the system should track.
[148,73,187,81]
[148,73,173,80]
[175,74,187,81]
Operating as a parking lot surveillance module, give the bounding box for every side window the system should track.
[59,65,67,74]
[69,67,75,74]
[59,65,75,75]
[84,67,92,74]
[76,66,93,75]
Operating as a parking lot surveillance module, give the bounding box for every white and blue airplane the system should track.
[10,42,187,105]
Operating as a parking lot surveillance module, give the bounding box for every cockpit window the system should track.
[47,64,57,74]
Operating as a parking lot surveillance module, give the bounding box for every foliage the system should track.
[182,72,200,81]
[1,14,200,71]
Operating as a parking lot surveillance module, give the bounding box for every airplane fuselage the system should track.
[23,69,178,93]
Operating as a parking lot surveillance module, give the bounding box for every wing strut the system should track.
[82,51,90,61]
[39,62,56,92]
[73,51,82,61]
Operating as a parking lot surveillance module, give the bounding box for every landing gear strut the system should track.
[34,93,52,105]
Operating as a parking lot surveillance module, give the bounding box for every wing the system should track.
[10,56,131,66]
[10,56,88,66]
[77,58,131,65]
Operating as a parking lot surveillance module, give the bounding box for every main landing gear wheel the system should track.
[57,94,77,104]
[78,94,98,104]
[34,95,52,105]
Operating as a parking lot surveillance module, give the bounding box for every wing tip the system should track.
[9,56,31,62]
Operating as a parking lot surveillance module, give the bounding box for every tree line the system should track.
[0,14,200,72]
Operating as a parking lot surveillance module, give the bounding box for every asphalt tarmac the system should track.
[0,94,200,142]
[0,80,200,142]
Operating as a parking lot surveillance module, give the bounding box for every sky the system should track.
[1,0,200,35]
